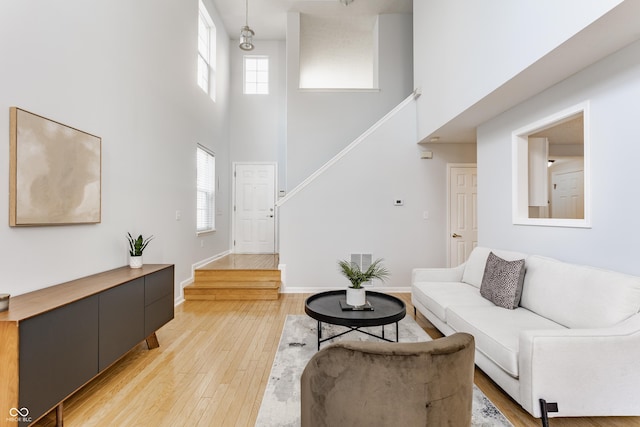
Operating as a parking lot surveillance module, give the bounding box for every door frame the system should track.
[446,163,477,267]
[231,162,278,254]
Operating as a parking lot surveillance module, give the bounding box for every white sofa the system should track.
[411,247,640,420]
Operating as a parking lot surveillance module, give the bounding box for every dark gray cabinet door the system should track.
[144,266,174,337]
[19,295,99,426]
[98,278,145,371]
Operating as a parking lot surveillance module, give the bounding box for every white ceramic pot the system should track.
[0,293,9,312]
[129,255,143,269]
[346,287,366,307]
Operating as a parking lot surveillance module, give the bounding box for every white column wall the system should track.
[279,101,476,290]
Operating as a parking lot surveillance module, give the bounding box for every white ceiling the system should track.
[530,115,584,145]
[211,0,412,41]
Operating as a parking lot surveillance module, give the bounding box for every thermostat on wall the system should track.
[393,199,404,206]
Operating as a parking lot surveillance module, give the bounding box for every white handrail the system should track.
[276,88,421,207]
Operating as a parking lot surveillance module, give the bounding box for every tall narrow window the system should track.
[244,55,269,94]
[197,145,215,233]
[198,0,216,100]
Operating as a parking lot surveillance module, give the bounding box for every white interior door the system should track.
[233,163,276,254]
[551,170,584,219]
[448,165,478,267]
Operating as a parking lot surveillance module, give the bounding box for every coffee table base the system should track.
[316,320,399,350]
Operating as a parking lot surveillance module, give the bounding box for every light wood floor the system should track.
[33,294,639,427]
[197,254,280,271]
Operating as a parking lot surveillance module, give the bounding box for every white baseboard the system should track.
[176,250,232,303]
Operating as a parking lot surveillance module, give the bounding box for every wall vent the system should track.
[350,253,373,287]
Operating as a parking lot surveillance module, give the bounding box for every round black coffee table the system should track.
[305,290,406,350]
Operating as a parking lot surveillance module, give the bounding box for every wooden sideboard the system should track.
[0,264,174,427]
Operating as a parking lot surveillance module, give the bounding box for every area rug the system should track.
[256,315,512,426]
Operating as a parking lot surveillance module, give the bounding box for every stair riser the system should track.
[195,270,280,282]
[184,288,279,301]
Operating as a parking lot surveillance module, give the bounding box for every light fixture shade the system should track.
[239,25,255,51]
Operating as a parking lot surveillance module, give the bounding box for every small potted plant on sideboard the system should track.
[338,258,389,307]
[127,233,154,268]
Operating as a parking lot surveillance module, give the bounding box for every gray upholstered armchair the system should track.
[300,333,475,427]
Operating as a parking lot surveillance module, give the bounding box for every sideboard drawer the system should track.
[144,266,174,305]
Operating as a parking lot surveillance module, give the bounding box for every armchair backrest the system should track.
[300,333,475,427]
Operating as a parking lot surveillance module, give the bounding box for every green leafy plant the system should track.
[337,258,390,289]
[127,233,154,257]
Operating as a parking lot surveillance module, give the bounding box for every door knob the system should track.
[268,215,274,218]
[452,233,462,238]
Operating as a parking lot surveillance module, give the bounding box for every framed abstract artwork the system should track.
[9,107,101,226]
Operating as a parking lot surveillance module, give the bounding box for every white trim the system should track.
[177,250,231,303]
[446,163,477,267]
[512,101,591,228]
[277,90,419,207]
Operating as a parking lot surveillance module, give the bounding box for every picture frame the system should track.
[9,107,102,226]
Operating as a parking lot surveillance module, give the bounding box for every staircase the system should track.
[184,254,281,301]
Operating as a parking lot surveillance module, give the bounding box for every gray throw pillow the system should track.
[480,252,526,310]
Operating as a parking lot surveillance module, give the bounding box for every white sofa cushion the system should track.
[446,305,566,378]
[521,255,640,328]
[411,281,494,320]
[461,247,527,288]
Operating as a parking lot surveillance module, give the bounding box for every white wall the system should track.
[477,38,640,275]
[0,0,232,298]
[286,13,413,189]
[229,40,286,184]
[278,99,476,290]
[413,0,623,142]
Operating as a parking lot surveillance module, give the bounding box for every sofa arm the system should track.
[519,314,640,418]
[411,263,466,283]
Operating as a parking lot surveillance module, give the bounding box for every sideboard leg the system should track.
[146,332,160,349]
[56,402,63,427]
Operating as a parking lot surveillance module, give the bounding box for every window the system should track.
[512,102,590,228]
[197,145,215,233]
[197,0,216,100]
[244,56,269,94]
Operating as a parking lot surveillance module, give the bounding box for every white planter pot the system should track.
[129,255,143,269]
[346,287,366,307]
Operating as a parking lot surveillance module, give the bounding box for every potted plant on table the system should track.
[127,233,154,268]
[338,258,389,307]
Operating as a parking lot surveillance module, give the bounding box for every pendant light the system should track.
[239,0,255,51]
